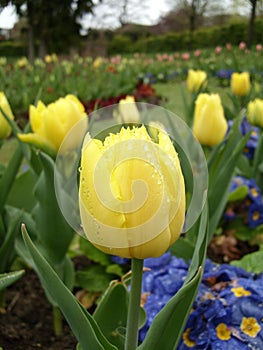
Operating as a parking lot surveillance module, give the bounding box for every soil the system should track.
[0,269,78,350]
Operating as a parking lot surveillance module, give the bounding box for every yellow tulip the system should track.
[230,72,251,96]
[193,93,228,146]
[247,98,263,128]
[114,96,140,123]
[0,92,15,139]
[79,125,185,259]
[18,94,87,155]
[187,69,207,93]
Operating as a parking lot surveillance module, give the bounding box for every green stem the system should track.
[125,258,144,350]
[53,306,62,336]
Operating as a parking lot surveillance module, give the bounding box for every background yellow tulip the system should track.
[187,69,207,93]
[247,98,263,128]
[230,72,251,96]
[0,92,15,139]
[18,94,87,155]
[193,93,228,146]
[79,125,185,259]
[113,95,140,123]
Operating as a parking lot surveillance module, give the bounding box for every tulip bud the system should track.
[247,99,263,128]
[79,125,185,259]
[193,93,228,146]
[114,96,140,123]
[187,69,207,93]
[18,94,87,155]
[0,92,15,139]
[230,72,251,96]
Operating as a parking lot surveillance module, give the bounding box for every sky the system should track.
[0,1,171,30]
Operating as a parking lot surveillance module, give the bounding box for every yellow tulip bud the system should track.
[230,72,251,96]
[18,94,87,155]
[187,69,207,93]
[79,125,185,259]
[114,96,140,123]
[0,92,15,139]
[247,98,263,128]
[193,93,228,146]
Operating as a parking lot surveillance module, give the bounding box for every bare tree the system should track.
[82,0,150,30]
[247,0,261,48]
[165,0,212,47]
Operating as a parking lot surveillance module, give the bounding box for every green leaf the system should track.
[7,168,38,211]
[22,225,118,350]
[0,143,23,213]
[79,237,111,266]
[94,282,146,350]
[0,206,23,273]
[231,250,263,274]
[32,152,74,264]
[75,265,114,292]
[208,118,251,240]
[138,204,208,350]
[228,185,248,202]
[236,154,253,178]
[106,264,124,277]
[169,237,194,262]
[0,270,25,292]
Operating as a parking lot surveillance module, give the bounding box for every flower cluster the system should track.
[225,175,263,228]
[139,252,263,349]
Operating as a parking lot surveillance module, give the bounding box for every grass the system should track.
[154,81,189,120]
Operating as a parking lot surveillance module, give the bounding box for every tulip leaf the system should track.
[208,117,251,240]
[0,206,23,273]
[22,225,118,350]
[94,281,146,350]
[0,270,25,292]
[7,168,38,212]
[228,185,248,202]
[0,142,23,214]
[138,204,208,350]
[32,151,74,265]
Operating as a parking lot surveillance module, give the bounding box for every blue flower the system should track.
[110,256,130,265]
[248,202,263,228]
[139,255,263,348]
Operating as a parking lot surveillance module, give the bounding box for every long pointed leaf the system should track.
[0,270,25,291]
[22,225,117,350]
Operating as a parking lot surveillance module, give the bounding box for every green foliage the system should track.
[231,249,263,274]
[107,35,133,55]
[22,225,118,350]
[0,270,24,292]
[107,19,263,54]
[0,41,27,57]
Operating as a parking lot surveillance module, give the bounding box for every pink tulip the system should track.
[215,46,222,54]
[256,44,262,52]
[194,49,201,57]
[182,52,190,60]
[239,41,246,50]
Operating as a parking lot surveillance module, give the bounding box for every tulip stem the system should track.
[125,258,144,350]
